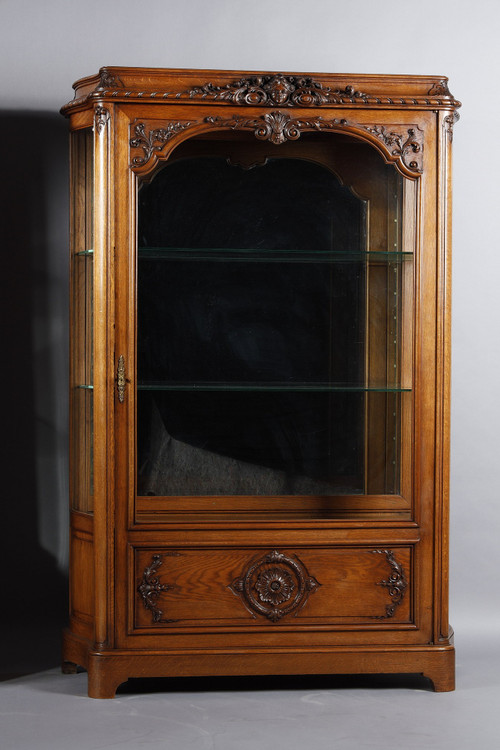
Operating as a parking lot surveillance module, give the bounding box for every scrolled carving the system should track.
[373,549,408,619]
[205,111,344,146]
[186,74,369,107]
[137,554,174,624]
[98,69,122,90]
[130,120,194,167]
[428,80,451,97]
[230,549,320,622]
[94,106,109,135]
[364,124,423,173]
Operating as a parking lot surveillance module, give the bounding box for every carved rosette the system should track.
[373,549,408,618]
[230,550,320,622]
[186,74,368,106]
[94,106,109,134]
[137,554,173,623]
[130,121,194,167]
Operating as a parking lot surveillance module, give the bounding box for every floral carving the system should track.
[373,549,408,618]
[364,125,423,173]
[255,567,295,605]
[186,74,368,106]
[94,106,109,134]
[230,549,320,622]
[137,554,174,623]
[130,121,194,166]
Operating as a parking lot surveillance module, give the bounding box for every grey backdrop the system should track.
[1,0,499,669]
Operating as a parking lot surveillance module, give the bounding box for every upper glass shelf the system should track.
[137,381,411,393]
[138,247,412,263]
[75,249,94,256]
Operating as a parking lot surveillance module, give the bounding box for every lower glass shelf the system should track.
[137,382,411,393]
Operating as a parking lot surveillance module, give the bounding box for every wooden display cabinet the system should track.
[61,68,460,697]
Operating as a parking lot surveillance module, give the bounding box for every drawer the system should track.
[131,545,412,631]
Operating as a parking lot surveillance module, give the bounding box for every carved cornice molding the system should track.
[373,549,408,619]
[62,70,461,115]
[137,554,176,624]
[230,549,320,622]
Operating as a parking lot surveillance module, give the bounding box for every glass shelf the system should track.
[137,381,411,393]
[75,249,94,256]
[138,247,412,263]
[77,384,94,390]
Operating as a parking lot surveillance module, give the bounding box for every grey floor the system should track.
[1,625,499,750]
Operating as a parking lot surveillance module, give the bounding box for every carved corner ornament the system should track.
[186,74,368,106]
[130,120,194,167]
[94,106,109,134]
[137,554,175,624]
[373,549,408,619]
[230,549,320,622]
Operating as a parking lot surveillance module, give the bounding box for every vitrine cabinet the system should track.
[61,68,460,697]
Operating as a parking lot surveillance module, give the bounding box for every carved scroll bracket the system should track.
[373,549,408,619]
[230,549,320,622]
[137,554,177,624]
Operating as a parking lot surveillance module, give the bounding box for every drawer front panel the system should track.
[132,546,412,631]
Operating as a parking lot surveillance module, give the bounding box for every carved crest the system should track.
[230,549,320,622]
[186,74,369,107]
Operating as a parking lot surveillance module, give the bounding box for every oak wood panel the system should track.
[132,546,411,630]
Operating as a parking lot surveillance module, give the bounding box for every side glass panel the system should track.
[136,141,412,500]
[70,128,94,513]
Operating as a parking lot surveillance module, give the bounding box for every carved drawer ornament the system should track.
[230,549,320,622]
[373,549,408,618]
[137,554,176,623]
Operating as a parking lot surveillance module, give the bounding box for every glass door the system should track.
[135,134,413,509]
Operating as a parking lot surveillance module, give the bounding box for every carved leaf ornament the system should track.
[373,549,408,618]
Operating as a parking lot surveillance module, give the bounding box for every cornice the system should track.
[61,67,461,115]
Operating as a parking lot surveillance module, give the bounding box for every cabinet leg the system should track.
[62,660,78,675]
[87,659,128,699]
